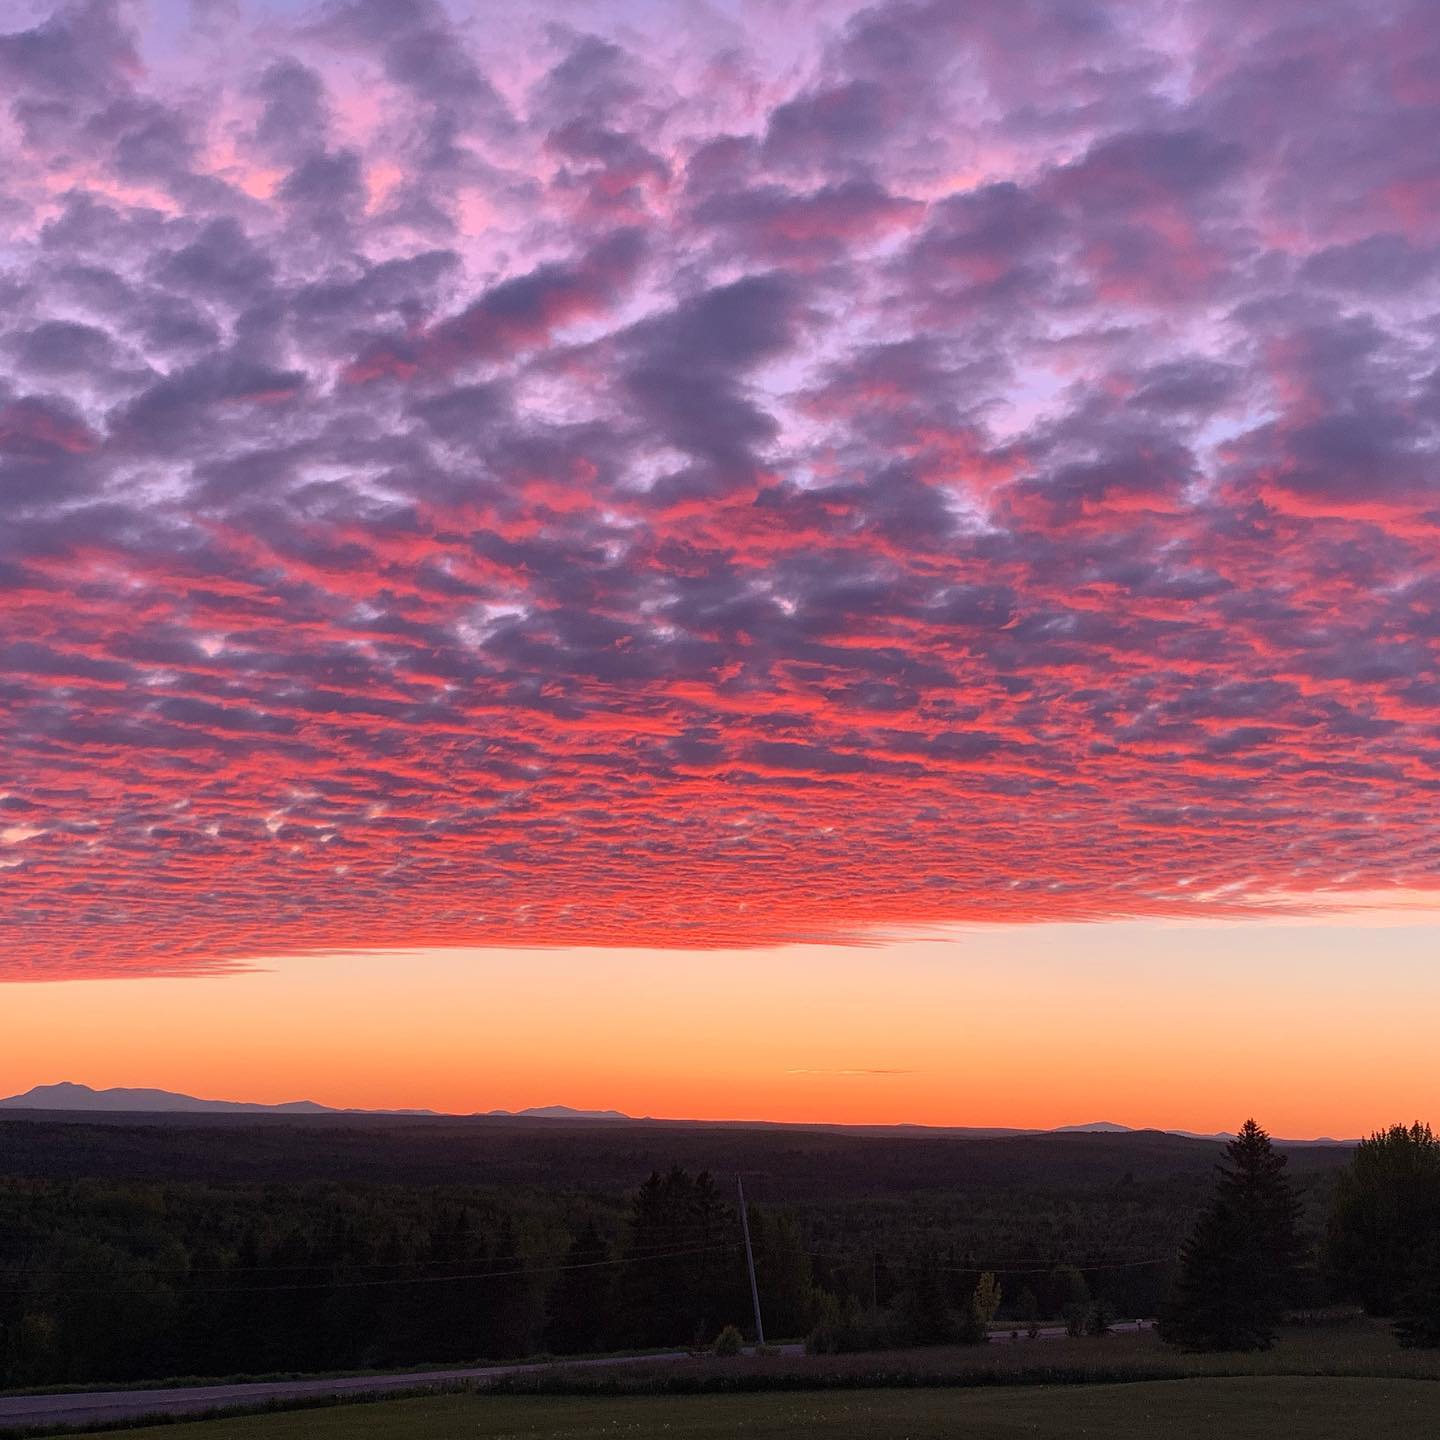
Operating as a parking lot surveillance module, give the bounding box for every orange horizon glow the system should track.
[4,912,1437,1143]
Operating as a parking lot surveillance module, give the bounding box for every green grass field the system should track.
[65,1376,1440,1440]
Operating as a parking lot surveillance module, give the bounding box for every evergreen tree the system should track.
[900,1259,954,1344]
[546,1219,614,1355]
[476,1217,541,1360]
[1086,1295,1114,1336]
[616,1167,742,1347]
[1159,1119,1303,1351]
[748,1209,816,1338]
[1056,1264,1090,1337]
[1017,1286,1041,1339]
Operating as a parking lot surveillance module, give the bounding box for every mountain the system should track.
[486,1105,630,1121]
[0,1086,1355,1143]
[0,1083,626,1122]
[0,1083,340,1115]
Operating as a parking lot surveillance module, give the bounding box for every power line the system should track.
[803,1248,1175,1275]
[0,1237,1179,1292]
[0,1242,742,1298]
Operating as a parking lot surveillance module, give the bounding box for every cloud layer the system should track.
[3,0,1440,977]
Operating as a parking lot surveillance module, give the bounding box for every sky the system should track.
[2,0,1439,1132]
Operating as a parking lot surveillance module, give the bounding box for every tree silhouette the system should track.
[546,1218,614,1354]
[616,1167,740,1346]
[1159,1119,1303,1351]
[1326,1122,1440,1315]
[1055,1264,1089,1337]
[1395,1238,1440,1349]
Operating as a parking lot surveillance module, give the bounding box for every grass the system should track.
[20,1323,1437,1439]
[54,1376,1440,1440]
[482,1320,1440,1394]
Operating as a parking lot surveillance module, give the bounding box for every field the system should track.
[60,1376,1440,1440]
[29,1325,1440,1440]
[479,1322,1440,1394]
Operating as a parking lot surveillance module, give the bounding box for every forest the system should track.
[0,1115,1363,1386]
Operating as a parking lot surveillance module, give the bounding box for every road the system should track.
[0,1348,802,1432]
[0,1324,1153,1431]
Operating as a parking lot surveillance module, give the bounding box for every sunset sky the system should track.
[3,0,1439,1134]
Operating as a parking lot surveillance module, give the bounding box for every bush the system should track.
[1056,1265,1091,1338]
[1017,1287,1042,1340]
[954,1297,988,1345]
[974,1272,1002,1325]
[840,1306,913,1352]
[805,1322,838,1355]
[712,1325,745,1357]
[805,1292,857,1355]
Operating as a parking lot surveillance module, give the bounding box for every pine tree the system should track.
[546,1218,614,1355]
[1159,1118,1303,1351]
[900,1259,954,1344]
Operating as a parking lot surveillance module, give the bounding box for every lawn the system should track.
[62,1376,1440,1440]
[484,1320,1440,1393]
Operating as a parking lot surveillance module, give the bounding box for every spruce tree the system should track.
[546,1218,614,1355]
[1159,1118,1303,1351]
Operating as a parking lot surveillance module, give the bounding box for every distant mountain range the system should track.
[0,1083,626,1122]
[0,1083,1352,1143]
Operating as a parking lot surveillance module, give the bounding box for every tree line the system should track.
[0,1169,818,1385]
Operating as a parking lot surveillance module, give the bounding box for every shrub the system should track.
[805,1322,838,1356]
[954,1296,988,1345]
[1017,1287,1042,1340]
[712,1325,744,1357]
[805,1291,856,1355]
[1056,1265,1091,1338]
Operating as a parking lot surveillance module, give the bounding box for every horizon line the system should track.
[0,1081,1364,1144]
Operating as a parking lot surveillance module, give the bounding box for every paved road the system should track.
[0,1324,1153,1431]
[0,1348,805,1432]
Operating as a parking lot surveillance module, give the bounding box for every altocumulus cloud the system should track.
[3,0,1440,977]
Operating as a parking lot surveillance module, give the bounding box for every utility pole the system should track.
[736,1174,765,1346]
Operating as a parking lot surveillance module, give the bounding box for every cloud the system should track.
[785,1068,917,1077]
[1,0,1439,978]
